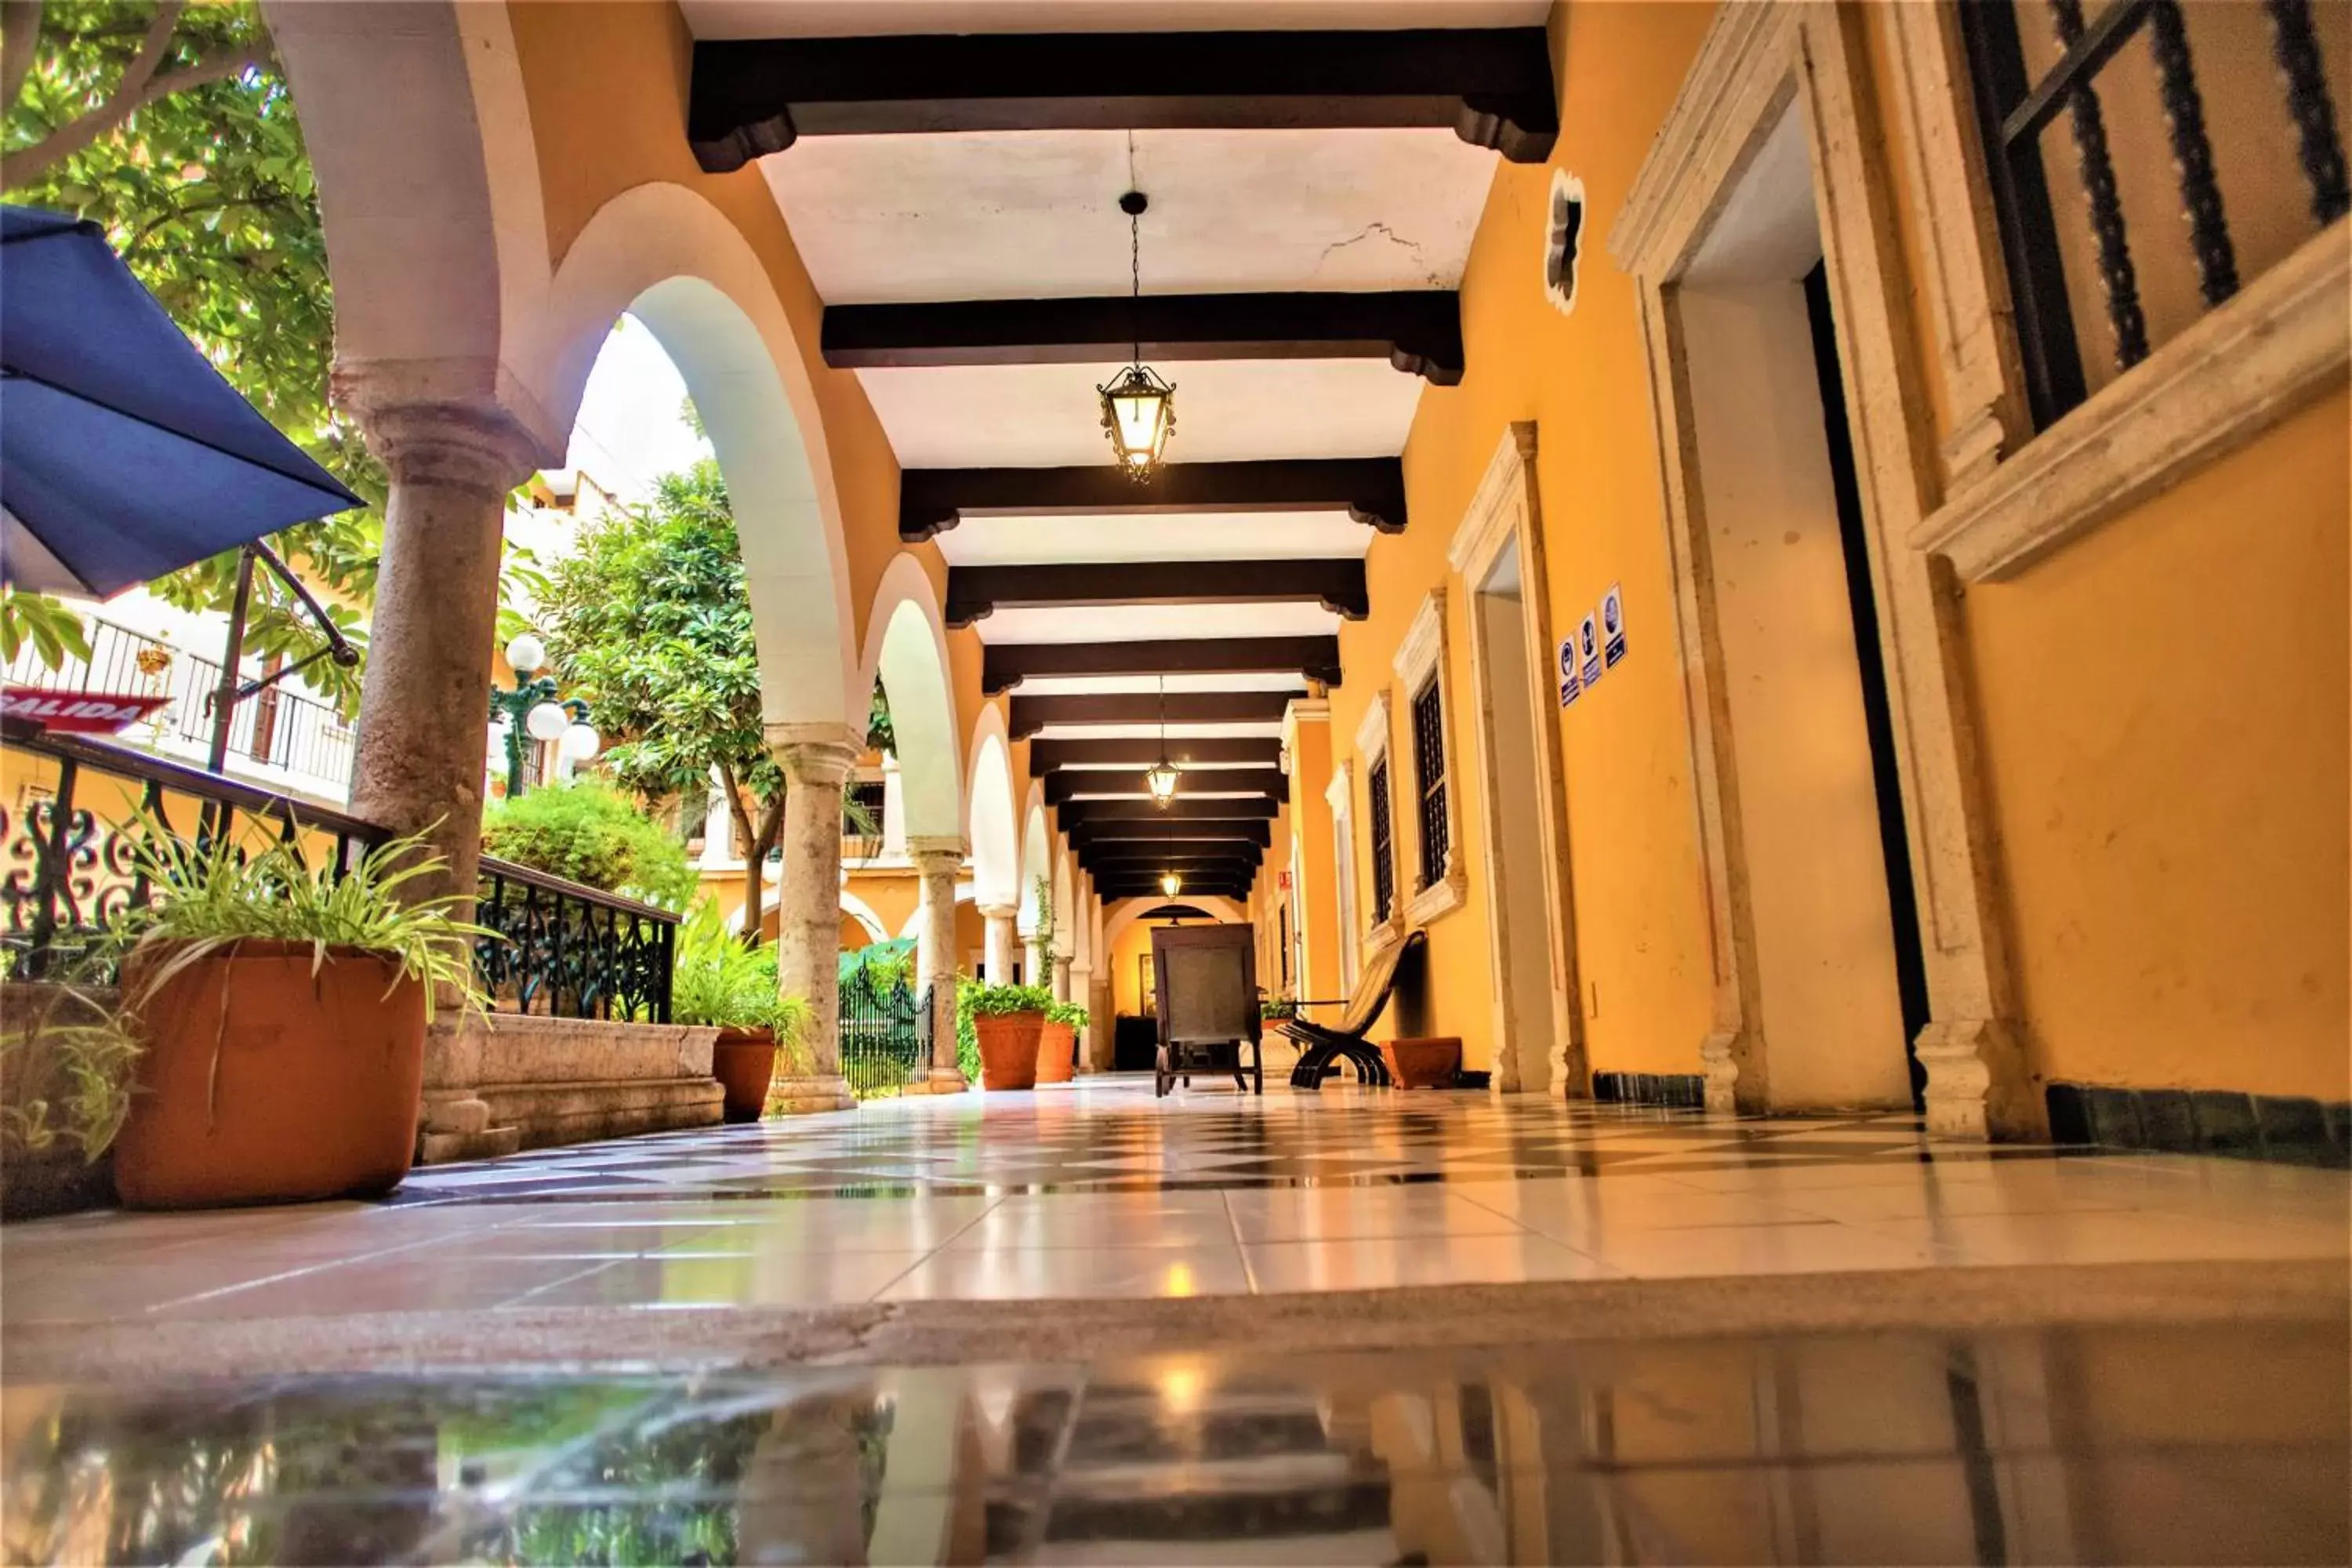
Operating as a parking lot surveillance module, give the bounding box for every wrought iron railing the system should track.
[3,613,356,797]
[0,728,673,1022]
[473,859,675,1023]
[839,950,930,1099]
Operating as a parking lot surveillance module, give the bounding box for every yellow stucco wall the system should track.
[1326,0,1719,1078]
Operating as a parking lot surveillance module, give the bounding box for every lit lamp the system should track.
[1160,868,1182,898]
[1096,190,1176,478]
[495,632,599,797]
[1143,673,1179,807]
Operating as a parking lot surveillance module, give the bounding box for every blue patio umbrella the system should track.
[0,204,363,599]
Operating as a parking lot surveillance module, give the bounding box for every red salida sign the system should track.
[2,687,172,735]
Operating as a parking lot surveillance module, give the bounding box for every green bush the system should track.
[965,982,1053,1018]
[481,781,696,908]
[1045,1000,1089,1029]
[670,900,814,1070]
[953,977,982,1083]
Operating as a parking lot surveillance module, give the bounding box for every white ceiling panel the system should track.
[1014,673,1308,695]
[935,511,1374,565]
[762,128,1495,303]
[978,602,1339,644]
[1058,757,1270,770]
[862,358,1419,468]
[684,2,1548,38]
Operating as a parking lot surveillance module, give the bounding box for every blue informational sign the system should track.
[1559,634,1581,706]
[1579,612,1602,689]
[1602,583,1628,667]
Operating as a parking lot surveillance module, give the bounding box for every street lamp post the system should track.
[492,633,599,798]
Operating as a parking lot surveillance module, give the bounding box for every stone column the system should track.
[345,397,542,909]
[766,724,862,1113]
[906,837,968,1094]
[1067,960,1094,1073]
[980,902,1017,985]
[1025,935,1050,992]
[1051,954,1073,1005]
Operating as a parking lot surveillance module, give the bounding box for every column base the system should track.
[902,1069,973,1095]
[765,1075,856,1116]
[1915,1015,2034,1141]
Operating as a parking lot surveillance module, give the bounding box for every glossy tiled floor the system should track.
[7,1319,2347,1564]
[3,1080,2346,1320]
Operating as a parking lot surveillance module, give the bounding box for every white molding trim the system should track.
[1354,688,1392,766]
[1323,759,1352,816]
[1914,220,2350,581]
[1446,421,1587,1094]
[1281,696,1330,779]
[1610,0,2025,1138]
[1391,587,1468,926]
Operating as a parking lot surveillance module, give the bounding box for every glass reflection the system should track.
[3,1321,2343,1566]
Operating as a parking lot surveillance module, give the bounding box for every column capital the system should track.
[767,721,866,786]
[335,367,553,494]
[906,834,968,873]
[978,901,1018,921]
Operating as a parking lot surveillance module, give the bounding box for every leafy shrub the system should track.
[481,781,695,908]
[1045,1001,1089,1029]
[671,898,812,1054]
[965,982,1053,1018]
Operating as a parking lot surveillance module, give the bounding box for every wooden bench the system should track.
[1276,929,1426,1091]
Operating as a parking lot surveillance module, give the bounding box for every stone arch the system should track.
[1102,896,1249,954]
[1016,785,1051,938]
[526,183,857,730]
[856,557,963,840]
[838,890,890,946]
[966,705,1020,909]
[896,883,975,940]
[1051,841,1076,962]
[267,2,563,445]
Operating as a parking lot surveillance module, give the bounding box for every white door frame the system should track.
[1447,422,1586,1096]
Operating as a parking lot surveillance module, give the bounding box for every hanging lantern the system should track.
[1160,868,1182,898]
[1144,754,1180,806]
[1098,362,1177,476]
[1096,188,1175,479]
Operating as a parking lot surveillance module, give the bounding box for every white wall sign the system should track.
[1602,583,1627,666]
[1558,635,1581,706]
[1578,612,1602,688]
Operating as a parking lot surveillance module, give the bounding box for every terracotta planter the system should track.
[974,1011,1044,1091]
[711,1026,779,1123]
[112,941,427,1209]
[1036,1021,1077,1084]
[1381,1036,1463,1091]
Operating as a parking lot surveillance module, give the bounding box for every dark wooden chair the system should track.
[1278,929,1427,1090]
[1150,922,1264,1097]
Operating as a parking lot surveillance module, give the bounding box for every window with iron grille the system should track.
[1367,755,1396,923]
[842,779,885,837]
[1410,676,1449,890]
[1956,0,2348,431]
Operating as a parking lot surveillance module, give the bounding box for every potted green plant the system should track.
[672,901,813,1122]
[99,821,492,1209]
[966,982,1052,1091]
[1039,1000,1087,1084]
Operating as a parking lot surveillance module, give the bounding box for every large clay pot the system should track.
[1381,1036,1463,1091]
[1036,1021,1077,1084]
[974,1011,1044,1091]
[113,940,427,1209]
[711,1025,779,1123]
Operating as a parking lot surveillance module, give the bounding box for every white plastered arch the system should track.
[1051,841,1076,961]
[524,182,857,730]
[966,704,1021,908]
[1101,896,1248,955]
[855,555,964,840]
[896,882,976,940]
[837,890,889,946]
[1016,786,1051,938]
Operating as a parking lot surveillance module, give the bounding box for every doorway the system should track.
[1671,101,1918,1111]
[1469,539,1559,1094]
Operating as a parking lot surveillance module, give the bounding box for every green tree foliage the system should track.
[479,781,698,910]
[534,461,786,941]
[2,1,376,708]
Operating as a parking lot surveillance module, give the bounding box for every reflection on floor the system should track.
[7,1320,2347,1565]
[4,1082,2345,1319]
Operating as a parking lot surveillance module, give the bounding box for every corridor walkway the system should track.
[5,1080,2343,1320]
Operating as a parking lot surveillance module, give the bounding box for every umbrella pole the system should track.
[205,546,257,776]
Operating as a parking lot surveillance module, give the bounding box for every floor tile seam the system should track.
[131,1228,494,1316]
[497,1257,655,1309]
[1219,1190,1264,1294]
[857,1194,1007,1303]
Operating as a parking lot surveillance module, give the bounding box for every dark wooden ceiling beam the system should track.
[1083,851,1261,869]
[1011,691,1294,738]
[946,560,1367,629]
[902,459,1403,543]
[823,292,1463,384]
[1068,820,1272,848]
[688,29,1558,172]
[1046,768,1288,806]
[1031,736,1281,769]
[985,637,1339,695]
[1058,797,1279,823]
